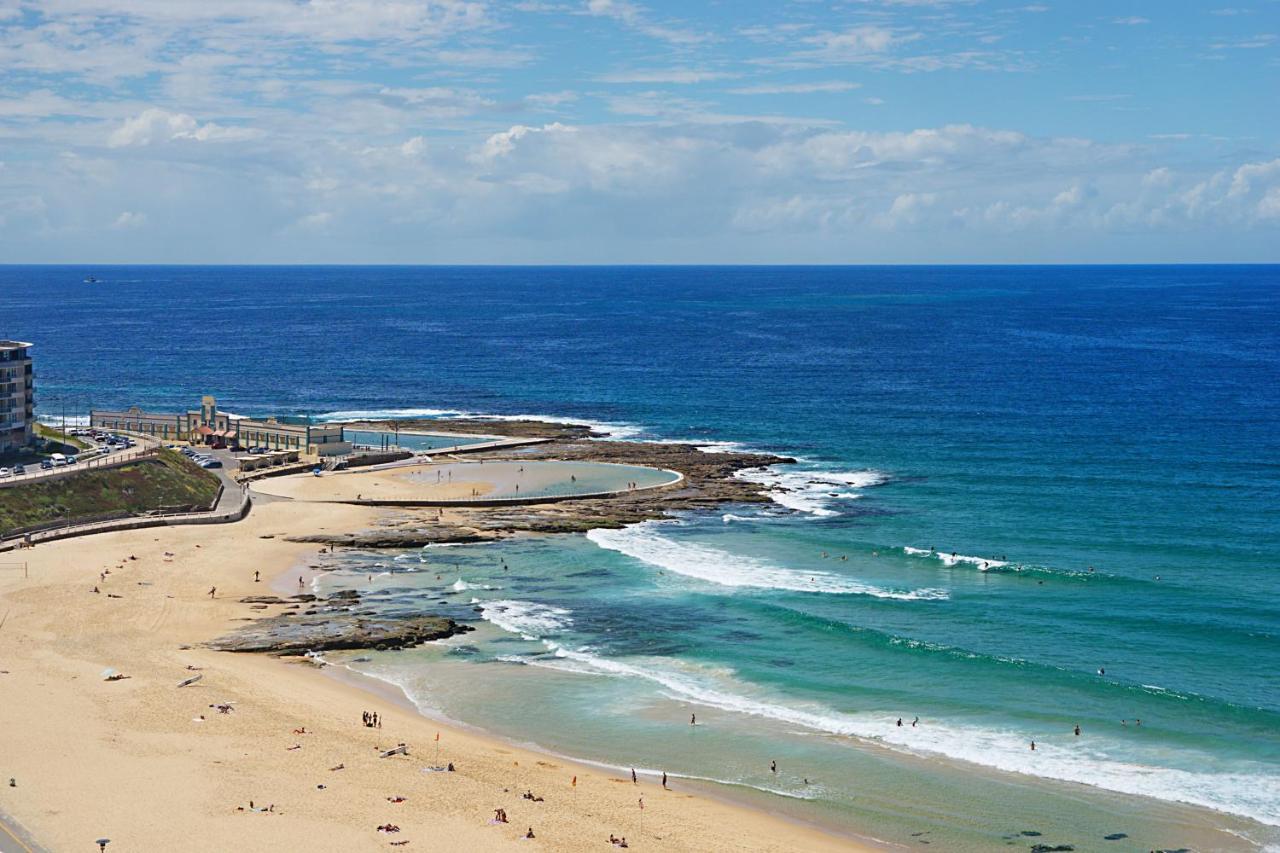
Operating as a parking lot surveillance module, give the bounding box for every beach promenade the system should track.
[0,484,862,852]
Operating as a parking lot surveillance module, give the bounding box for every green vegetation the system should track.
[34,423,92,451]
[0,449,221,536]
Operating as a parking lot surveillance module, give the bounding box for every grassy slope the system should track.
[34,423,92,451]
[0,449,221,535]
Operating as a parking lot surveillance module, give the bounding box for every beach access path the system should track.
[0,490,867,852]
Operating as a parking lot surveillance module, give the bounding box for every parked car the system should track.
[13,464,25,475]
[50,453,67,467]
[0,468,11,478]
[40,459,53,470]
[200,459,223,469]
[66,454,79,464]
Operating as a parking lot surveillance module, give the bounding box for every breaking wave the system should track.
[587,522,947,600]
[735,466,889,517]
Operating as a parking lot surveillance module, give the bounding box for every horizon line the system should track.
[3,262,1279,269]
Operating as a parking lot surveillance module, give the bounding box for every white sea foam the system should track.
[587,522,947,600]
[479,600,573,640]
[904,547,1008,570]
[450,578,500,592]
[735,467,889,517]
[510,645,1280,827]
[314,407,646,441]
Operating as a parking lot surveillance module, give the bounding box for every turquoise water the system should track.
[6,265,1279,850]
[344,429,492,451]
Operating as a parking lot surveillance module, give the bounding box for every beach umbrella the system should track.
[95,839,110,852]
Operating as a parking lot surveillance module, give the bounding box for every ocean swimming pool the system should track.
[345,429,495,452]
[403,459,681,500]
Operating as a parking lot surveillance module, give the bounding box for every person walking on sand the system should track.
[770,760,777,774]
[662,771,668,790]
[631,768,637,784]
[254,570,260,583]
[208,586,216,598]
[690,714,696,726]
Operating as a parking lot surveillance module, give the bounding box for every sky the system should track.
[0,0,1278,264]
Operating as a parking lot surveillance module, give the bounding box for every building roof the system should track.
[0,340,33,350]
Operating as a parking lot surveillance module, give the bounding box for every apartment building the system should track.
[0,340,35,453]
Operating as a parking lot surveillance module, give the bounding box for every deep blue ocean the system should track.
[3,265,1278,851]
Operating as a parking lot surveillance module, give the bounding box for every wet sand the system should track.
[0,492,865,852]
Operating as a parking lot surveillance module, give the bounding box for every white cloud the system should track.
[804,25,904,60]
[598,69,736,84]
[108,108,260,147]
[582,0,705,44]
[1112,16,1151,25]
[730,81,862,95]
[111,210,146,229]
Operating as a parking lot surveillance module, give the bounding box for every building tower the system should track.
[0,340,34,453]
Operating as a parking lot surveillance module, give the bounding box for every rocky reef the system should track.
[207,591,471,655]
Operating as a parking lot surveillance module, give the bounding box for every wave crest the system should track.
[588,522,946,601]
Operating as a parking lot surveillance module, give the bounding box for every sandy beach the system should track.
[0,491,866,852]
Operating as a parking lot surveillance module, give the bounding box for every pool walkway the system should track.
[341,436,552,472]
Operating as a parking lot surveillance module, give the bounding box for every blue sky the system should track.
[1,0,1277,263]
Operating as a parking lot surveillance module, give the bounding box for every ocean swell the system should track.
[587,522,946,601]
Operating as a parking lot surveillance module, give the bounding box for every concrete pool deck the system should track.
[251,459,685,506]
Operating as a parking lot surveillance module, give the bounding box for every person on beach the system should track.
[912,716,919,727]
[691,714,696,725]
[662,772,668,789]
[770,760,777,773]
[525,827,536,839]
[897,718,903,727]
[1074,724,1081,736]
[254,570,260,582]
[208,586,216,598]
[1030,741,1036,751]
[631,768,637,784]
[299,576,304,589]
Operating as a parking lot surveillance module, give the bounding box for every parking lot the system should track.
[0,428,153,485]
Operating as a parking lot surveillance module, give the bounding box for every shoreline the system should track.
[2,426,1268,852]
[0,491,865,852]
[313,641,887,851]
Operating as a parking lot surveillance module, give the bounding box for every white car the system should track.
[0,468,11,478]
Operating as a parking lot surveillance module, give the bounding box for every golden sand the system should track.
[0,491,867,852]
